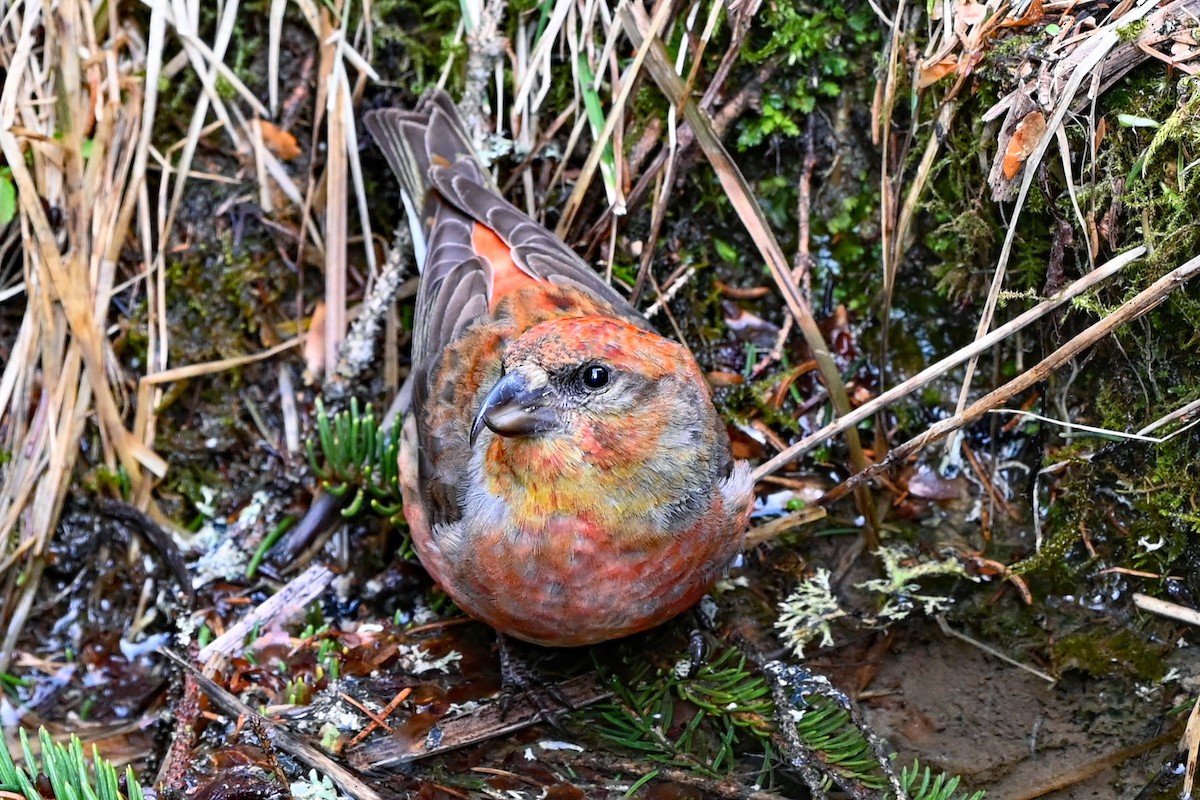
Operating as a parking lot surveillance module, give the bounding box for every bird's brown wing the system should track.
[363,93,491,368]
[425,165,649,329]
[365,91,650,370]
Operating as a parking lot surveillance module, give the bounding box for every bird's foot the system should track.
[496,634,576,731]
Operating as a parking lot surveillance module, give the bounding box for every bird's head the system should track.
[470,315,712,448]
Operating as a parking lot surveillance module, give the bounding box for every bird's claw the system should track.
[687,628,708,675]
[497,634,575,732]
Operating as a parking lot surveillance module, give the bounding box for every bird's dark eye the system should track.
[582,364,610,390]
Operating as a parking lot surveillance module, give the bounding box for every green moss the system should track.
[128,194,303,519]
[1052,628,1167,680]
[1009,517,1081,577]
[153,5,267,128]
[736,1,882,150]
[1116,19,1147,42]
[1120,76,1200,270]
[977,33,1043,83]
[372,0,466,93]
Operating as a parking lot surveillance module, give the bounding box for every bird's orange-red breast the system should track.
[364,92,753,647]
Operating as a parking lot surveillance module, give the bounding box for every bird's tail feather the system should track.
[362,91,481,273]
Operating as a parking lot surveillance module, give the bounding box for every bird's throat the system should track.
[481,427,673,541]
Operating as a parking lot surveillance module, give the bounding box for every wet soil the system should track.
[866,624,1185,799]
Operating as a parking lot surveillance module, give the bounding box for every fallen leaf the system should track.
[1002,110,1047,180]
[999,0,1044,27]
[706,370,745,387]
[722,300,780,347]
[918,56,958,89]
[304,301,326,379]
[1093,115,1107,152]
[1170,41,1195,59]
[259,120,302,160]
[903,465,966,500]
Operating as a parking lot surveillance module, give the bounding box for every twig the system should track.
[1003,723,1183,800]
[347,687,412,747]
[794,112,818,295]
[460,0,508,143]
[323,35,349,381]
[751,245,1144,482]
[339,692,396,733]
[820,249,1200,505]
[555,748,791,799]
[198,565,334,662]
[325,228,418,398]
[153,669,203,792]
[1137,395,1200,437]
[935,616,1054,683]
[960,441,1021,522]
[347,673,611,767]
[158,648,386,800]
[1133,593,1200,627]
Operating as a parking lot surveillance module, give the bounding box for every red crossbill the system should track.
[364,92,753,648]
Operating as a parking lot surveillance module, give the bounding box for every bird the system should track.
[363,91,753,649]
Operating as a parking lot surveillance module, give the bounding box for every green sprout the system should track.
[306,398,405,520]
[902,760,986,800]
[0,727,146,800]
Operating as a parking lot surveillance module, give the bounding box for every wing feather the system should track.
[428,165,648,328]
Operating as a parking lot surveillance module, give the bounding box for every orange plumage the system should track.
[364,92,753,647]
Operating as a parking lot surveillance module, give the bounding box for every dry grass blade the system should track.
[954,0,1162,415]
[618,3,880,540]
[275,0,380,384]
[269,0,289,115]
[131,0,259,487]
[876,0,909,303]
[554,0,672,237]
[512,0,574,115]
[324,51,349,382]
[745,506,828,548]
[1138,396,1200,437]
[0,0,370,672]
[0,0,159,670]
